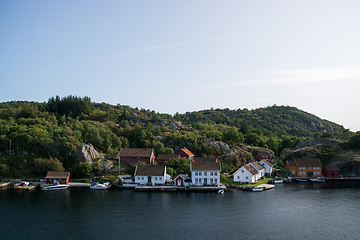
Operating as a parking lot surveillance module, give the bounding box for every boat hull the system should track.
[42,184,70,190]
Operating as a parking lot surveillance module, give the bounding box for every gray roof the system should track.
[134,165,166,176]
[191,162,221,171]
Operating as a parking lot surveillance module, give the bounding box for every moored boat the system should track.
[42,184,70,190]
[309,177,325,183]
[251,187,264,192]
[90,182,111,190]
[218,189,224,194]
[14,181,29,190]
[296,178,308,182]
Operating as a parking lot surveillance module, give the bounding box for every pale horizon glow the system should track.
[0,0,359,132]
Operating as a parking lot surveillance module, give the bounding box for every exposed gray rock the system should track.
[78,144,101,163]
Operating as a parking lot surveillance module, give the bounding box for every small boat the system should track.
[309,177,325,183]
[90,182,111,190]
[218,189,225,194]
[251,187,264,192]
[273,179,283,184]
[42,184,70,190]
[296,178,308,182]
[14,181,29,190]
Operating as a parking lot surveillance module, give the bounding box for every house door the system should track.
[147,176,151,183]
[177,179,182,186]
[204,178,207,185]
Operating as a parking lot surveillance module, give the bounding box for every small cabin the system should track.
[45,171,70,184]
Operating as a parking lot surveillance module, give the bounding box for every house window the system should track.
[299,167,302,170]
[303,171,305,175]
[246,176,248,180]
[204,172,207,176]
[155,177,157,180]
[214,172,217,176]
[317,171,320,175]
[159,177,162,180]
[242,170,244,173]
[137,177,140,180]
[317,167,320,170]
[141,177,144,180]
[299,172,302,175]
[195,172,198,176]
[214,179,217,184]
[309,167,311,170]
[195,178,198,183]
[199,172,202,176]
[211,172,213,176]
[237,176,240,179]
[292,170,295,174]
[210,178,213,183]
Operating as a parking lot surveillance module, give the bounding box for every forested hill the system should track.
[1,96,359,178]
[174,106,347,138]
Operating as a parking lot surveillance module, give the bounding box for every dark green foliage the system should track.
[348,132,360,149]
[0,96,354,178]
[164,157,191,176]
[72,162,93,178]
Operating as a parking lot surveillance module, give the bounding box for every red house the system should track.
[173,174,190,186]
[323,165,340,178]
[156,154,180,165]
[118,148,155,166]
[45,171,70,184]
[175,148,195,160]
[255,150,271,161]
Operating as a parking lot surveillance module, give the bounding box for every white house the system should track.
[259,159,273,175]
[190,162,221,186]
[233,164,258,183]
[249,161,266,179]
[134,165,170,185]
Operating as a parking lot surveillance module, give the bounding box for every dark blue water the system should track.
[1,181,360,240]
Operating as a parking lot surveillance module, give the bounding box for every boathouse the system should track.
[45,171,70,184]
[323,165,340,178]
[173,174,190,186]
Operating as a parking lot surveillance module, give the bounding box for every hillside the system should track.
[174,105,347,138]
[0,96,358,178]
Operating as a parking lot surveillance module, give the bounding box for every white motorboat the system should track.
[42,184,70,190]
[14,181,29,190]
[218,189,225,194]
[90,182,111,190]
[251,187,264,192]
[274,179,283,184]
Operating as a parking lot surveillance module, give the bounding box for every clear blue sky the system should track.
[1,0,359,132]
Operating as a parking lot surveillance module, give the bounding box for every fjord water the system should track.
[1,181,359,240]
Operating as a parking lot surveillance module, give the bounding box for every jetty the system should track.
[134,185,226,192]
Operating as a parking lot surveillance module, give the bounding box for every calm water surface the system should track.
[1,181,360,240]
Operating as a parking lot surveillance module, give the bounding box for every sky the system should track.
[1,0,359,132]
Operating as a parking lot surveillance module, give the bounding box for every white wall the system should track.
[191,170,220,186]
[135,175,166,185]
[233,167,256,183]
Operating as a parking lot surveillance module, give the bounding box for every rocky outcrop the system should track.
[208,141,234,155]
[295,138,344,149]
[77,144,101,163]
